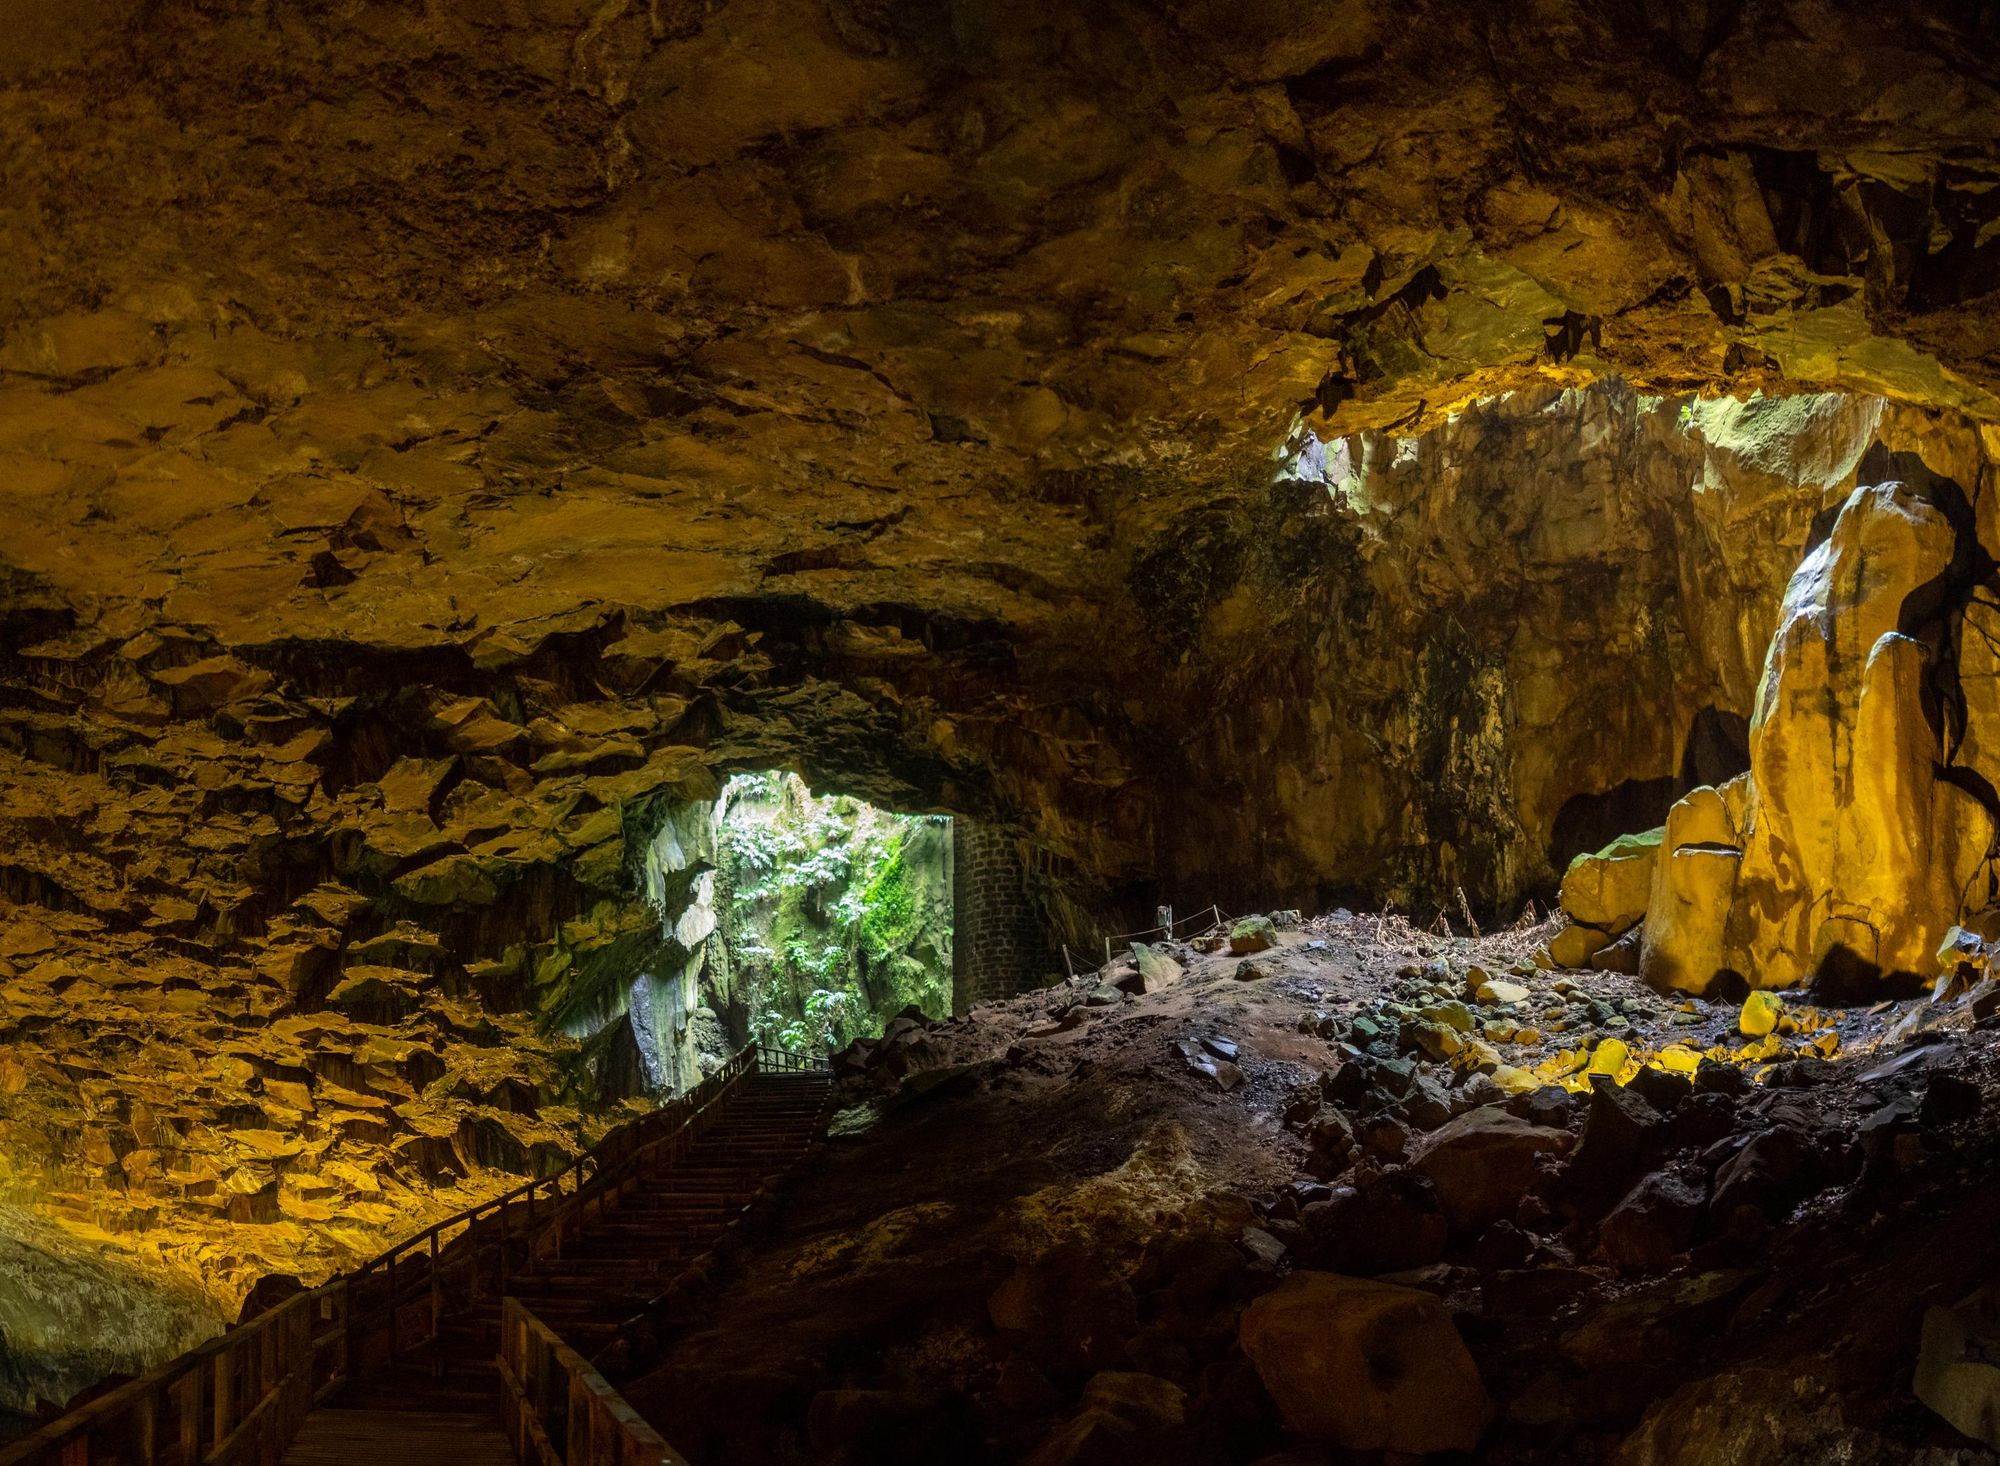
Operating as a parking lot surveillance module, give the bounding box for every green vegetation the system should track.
[715,773,952,1054]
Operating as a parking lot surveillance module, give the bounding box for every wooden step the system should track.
[281,1411,513,1466]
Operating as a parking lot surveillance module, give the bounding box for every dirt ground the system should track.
[623,912,2000,1464]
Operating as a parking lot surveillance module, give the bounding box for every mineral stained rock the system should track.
[1728,478,1995,991]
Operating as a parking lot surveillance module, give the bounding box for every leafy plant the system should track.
[713,774,951,1053]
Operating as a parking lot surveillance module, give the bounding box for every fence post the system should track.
[211,1340,234,1453]
[387,1251,399,1363]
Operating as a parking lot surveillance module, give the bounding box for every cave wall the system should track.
[0,379,1988,1367]
[1124,387,2000,918]
[0,0,1998,1397]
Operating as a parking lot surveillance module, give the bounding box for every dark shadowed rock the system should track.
[1597,1170,1708,1271]
[1297,1172,1448,1275]
[1239,1271,1493,1453]
[1410,1107,1573,1231]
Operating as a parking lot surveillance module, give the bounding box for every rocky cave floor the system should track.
[618,915,2000,1465]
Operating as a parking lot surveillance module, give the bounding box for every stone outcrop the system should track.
[1566,462,2000,995]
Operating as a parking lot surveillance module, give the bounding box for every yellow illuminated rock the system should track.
[1739,990,1783,1036]
[1587,1038,1631,1076]
[1656,1045,1701,1073]
[1550,922,1612,970]
[1559,829,1664,937]
[1725,482,1994,991]
[1490,1066,1541,1094]
[1475,977,1532,1005]
[1640,783,1745,995]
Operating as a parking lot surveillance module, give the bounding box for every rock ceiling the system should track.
[1,0,2000,1392]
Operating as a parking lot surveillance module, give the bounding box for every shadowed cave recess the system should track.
[5,0,2000,1460]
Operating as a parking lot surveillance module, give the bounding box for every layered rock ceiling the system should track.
[2,0,2000,1398]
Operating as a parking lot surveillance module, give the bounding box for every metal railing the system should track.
[0,1043,823,1466]
[499,1299,689,1466]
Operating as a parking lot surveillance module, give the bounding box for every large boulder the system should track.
[1725,479,1993,991]
[1639,780,1746,995]
[1914,1286,2000,1449]
[1409,1106,1573,1231]
[1238,1272,1493,1454]
[1229,917,1278,955]
[1560,828,1664,937]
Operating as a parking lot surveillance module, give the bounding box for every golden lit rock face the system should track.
[1729,481,1995,988]
[1638,779,1747,996]
[1598,470,2000,996]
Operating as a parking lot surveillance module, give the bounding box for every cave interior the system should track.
[5,0,2000,1462]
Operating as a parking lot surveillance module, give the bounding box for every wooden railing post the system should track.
[136,1386,157,1466]
[386,1251,399,1363]
[175,1371,199,1464]
[210,1340,233,1456]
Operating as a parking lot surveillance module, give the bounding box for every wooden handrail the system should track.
[499,1299,690,1466]
[750,1044,831,1074]
[0,1284,345,1466]
[0,1042,822,1466]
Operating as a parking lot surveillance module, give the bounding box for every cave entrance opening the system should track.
[709,773,955,1055]
[624,772,954,1093]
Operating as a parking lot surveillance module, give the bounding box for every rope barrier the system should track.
[1062,902,1238,976]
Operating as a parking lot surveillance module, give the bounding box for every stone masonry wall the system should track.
[952,820,1050,1012]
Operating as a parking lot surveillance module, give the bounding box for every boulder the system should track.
[1078,1372,1185,1430]
[1238,1272,1493,1453]
[1475,976,1531,1005]
[1710,1124,1819,1220]
[1550,921,1612,969]
[1738,990,1782,1037]
[1915,1286,2000,1449]
[1590,925,1645,976]
[1020,1410,1136,1466]
[1639,781,1749,995]
[1303,1109,1354,1180]
[1132,942,1183,988]
[1568,1081,1666,1196]
[1640,844,1743,995]
[1229,917,1278,955]
[1559,828,1663,936]
[1297,1172,1448,1274]
[1409,1108,1572,1231]
[1725,479,1994,991]
[1596,1170,1707,1270]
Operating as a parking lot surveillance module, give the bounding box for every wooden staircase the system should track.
[3,1048,831,1466]
[314,1066,833,1432]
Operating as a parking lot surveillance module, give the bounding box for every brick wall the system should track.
[952,819,1051,1011]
